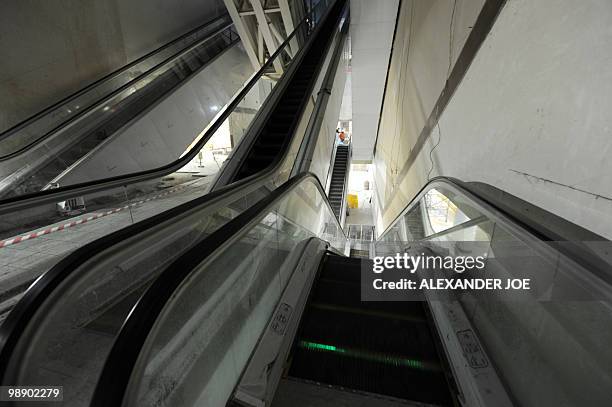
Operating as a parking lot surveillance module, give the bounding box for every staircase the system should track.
[288,254,454,406]
[328,144,349,219]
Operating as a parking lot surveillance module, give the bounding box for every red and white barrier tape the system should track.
[0,183,191,249]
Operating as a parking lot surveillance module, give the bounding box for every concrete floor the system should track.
[346,206,374,225]
[0,174,216,322]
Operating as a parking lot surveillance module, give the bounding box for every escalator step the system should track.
[298,308,434,358]
[273,114,296,123]
[288,253,454,405]
[290,345,450,405]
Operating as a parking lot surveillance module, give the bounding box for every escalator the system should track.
[287,253,453,406]
[0,2,351,405]
[0,0,347,325]
[1,167,612,406]
[218,0,347,184]
[87,175,610,407]
[2,0,609,406]
[327,144,349,219]
[0,15,239,198]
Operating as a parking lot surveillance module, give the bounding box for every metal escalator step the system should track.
[267,123,291,133]
[284,97,302,105]
[273,113,295,122]
[300,330,442,372]
[290,343,449,404]
[309,303,427,324]
[287,254,453,405]
[250,154,276,165]
[252,144,281,155]
[264,132,287,141]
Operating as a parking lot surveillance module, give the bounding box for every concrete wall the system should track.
[349,0,399,160]
[57,44,254,185]
[374,0,612,240]
[373,0,484,230]
[0,0,225,133]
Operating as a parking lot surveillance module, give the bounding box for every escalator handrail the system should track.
[0,0,327,214]
[0,14,232,149]
[90,172,346,407]
[0,167,273,382]
[0,0,346,382]
[377,176,612,286]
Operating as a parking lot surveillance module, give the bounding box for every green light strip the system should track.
[298,340,426,370]
[300,341,344,352]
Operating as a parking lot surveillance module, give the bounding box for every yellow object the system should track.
[347,194,358,209]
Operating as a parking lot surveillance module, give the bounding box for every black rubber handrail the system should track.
[0,14,232,144]
[90,172,346,407]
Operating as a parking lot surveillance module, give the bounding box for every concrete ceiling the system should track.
[349,0,399,161]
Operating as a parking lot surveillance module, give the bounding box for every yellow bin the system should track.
[347,193,358,209]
